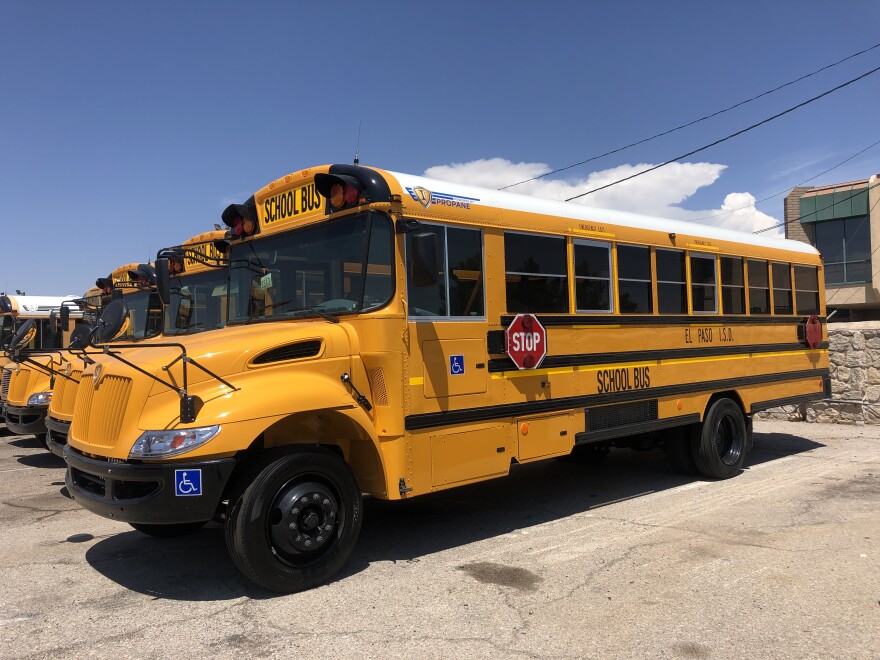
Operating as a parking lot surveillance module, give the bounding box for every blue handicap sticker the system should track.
[174,469,202,496]
[450,354,465,376]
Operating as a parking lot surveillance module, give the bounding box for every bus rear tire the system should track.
[692,398,747,479]
[129,521,207,537]
[225,448,362,593]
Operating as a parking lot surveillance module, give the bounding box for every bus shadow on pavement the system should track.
[82,430,821,601]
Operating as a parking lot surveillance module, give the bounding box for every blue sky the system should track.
[3,0,880,295]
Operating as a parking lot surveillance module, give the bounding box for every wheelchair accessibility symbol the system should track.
[449,354,465,376]
[174,469,202,496]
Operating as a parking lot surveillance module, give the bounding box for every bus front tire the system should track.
[129,521,207,537]
[692,398,747,479]
[225,448,362,593]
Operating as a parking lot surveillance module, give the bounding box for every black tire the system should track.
[130,521,208,537]
[662,427,697,475]
[692,398,747,479]
[225,448,362,593]
[566,443,610,465]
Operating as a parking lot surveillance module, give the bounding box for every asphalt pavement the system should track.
[0,420,877,659]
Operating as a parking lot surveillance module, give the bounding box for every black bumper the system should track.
[3,403,47,436]
[45,416,71,458]
[64,446,236,524]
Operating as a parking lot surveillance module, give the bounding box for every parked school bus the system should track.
[46,233,227,457]
[0,294,84,435]
[64,164,829,592]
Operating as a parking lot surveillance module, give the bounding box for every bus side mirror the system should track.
[60,305,70,332]
[409,232,439,288]
[95,299,130,343]
[155,258,171,305]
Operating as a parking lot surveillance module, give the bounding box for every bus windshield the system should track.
[165,268,229,335]
[119,290,163,341]
[228,213,393,324]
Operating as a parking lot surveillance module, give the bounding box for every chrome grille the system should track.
[0,369,10,400]
[71,375,132,448]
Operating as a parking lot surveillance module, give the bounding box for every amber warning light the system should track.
[315,173,363,213]
[221,201,259,240]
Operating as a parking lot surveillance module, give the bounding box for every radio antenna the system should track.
[354,120,362,165]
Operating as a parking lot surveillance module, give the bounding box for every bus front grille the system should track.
[71,375,132,448]
[8,370,31,404]
[0,369,10,400]
[52,371,82,417]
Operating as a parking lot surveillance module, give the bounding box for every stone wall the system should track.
[755,322,880,425]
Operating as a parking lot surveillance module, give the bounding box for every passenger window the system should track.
[772,262,793,315]
[721,256,745,314]
[617,245,652,313]
[656,249,686,314]
[748,259,770,314]
[505,233,568,313]
[574,240,612,312]
[690,254,717,313]
[794,265,820,315]
[406,224,484,319]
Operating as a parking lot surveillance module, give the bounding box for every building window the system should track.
[813,217,871,285]
[505,232,568,313]
[617,245,652,313]
[772,262,793,315]
[748,259,770,314]
[691,253,718,313]
[794,265,820,315]
[656,249,686,314]
[574,240,612,312]
[721,256,745,314]
[407,224,484,318]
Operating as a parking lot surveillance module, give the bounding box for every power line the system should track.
[687,138,880,224]
[564,64,880,203]
[753,180,880,234]
[500,41,880,191]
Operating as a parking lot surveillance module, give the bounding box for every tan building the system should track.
[784,175,880,321]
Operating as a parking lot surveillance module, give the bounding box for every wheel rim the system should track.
[715,413,743,466]
[267,478,344,565]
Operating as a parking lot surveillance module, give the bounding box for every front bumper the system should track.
[64,446,236,524]
[3,404,48,436]
[45,416,71,458]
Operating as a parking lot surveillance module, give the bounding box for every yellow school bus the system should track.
[46,233,227,457]
[65,164,828,593]
[1,294,85,434]
[5,263,160,449]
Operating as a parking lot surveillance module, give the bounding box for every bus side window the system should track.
[657,249,686,314]
[406,223,484,319]
[574,240,612,313]
[748,259,770,314]
[690,253,718,314]
[772,262,793,315]
[794,265,820,315]
[504,232,568,313]
[721,256,745,314]
[617,244,652,314]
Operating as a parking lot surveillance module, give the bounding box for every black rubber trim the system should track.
[750,392,828,412]
[499,314,827,327]
[488,341,829,373]
[575,413,701,444]
[404,368,829,430]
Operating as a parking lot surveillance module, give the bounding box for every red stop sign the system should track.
[505,314,547,370]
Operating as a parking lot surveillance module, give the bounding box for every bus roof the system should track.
[0,294,83,319]
[386,169,817,257]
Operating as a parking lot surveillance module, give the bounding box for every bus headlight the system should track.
[27,392,53,406]
[130,425,221,458]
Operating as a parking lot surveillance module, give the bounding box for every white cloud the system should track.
[424,158,782,237]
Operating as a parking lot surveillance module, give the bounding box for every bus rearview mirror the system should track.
[155,258,171,305]
[60,305,70,332]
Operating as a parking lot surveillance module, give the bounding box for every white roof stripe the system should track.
[387,170,817,256]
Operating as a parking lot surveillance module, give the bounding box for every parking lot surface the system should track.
[1,420,878,659]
